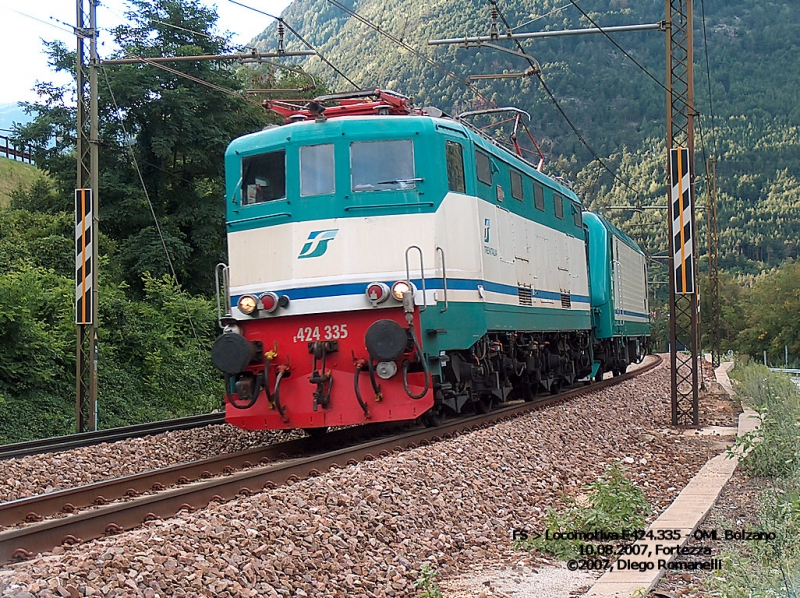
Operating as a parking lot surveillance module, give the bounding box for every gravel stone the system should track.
[0,358,728,597]
[0,426,304,503]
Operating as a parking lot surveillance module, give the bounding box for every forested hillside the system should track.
[1,0,270,442]
[4,0,799,442]
[253,0,800,273]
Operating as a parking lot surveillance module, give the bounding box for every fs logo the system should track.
[483,218,491,243]
[298,229,338,259]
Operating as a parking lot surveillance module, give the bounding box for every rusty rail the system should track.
[0,412,227,460]
[0,135,33,164]
[0,355,661,564]
[0,422,398,527]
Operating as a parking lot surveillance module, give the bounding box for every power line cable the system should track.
[99,2,257,54]
[567,0,669,95]
[699,0,717,157]
[99,66,200,343]
[322,0,496,106]
[2,7,89,38]
[512,0,582,32]
[490,0,639,195]
[697,117,711,189]
[120,55,264,106]
[227,0,360,89]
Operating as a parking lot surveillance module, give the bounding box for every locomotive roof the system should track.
[584,212,646,255]
[230,111,580,204]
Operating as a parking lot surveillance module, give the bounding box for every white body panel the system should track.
[612,237,649,322]
[227,193,590,317]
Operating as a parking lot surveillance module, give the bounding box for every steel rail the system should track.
[0,356,661,564]
[0,413,226,461]
[0,423,399,527]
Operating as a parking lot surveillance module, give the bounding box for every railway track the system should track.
[0,412,226,461]
[0,355,661,564]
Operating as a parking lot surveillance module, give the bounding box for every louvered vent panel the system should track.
[518,287,533,306]
[561,293,571,308]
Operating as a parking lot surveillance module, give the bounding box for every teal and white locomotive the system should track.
[211,89,650,431]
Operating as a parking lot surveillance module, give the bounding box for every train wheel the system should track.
[424,406,446,427]
[522,383,539,402]
[594,369,604,383]
[549,380,563,395]
[303,427,329,438]
[475,394,493,414]
[612,369,621,377]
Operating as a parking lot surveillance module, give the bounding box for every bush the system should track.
[708,474,800,597]
[711,362,800,596]
[729,362,800,478]
[515,462,650,559]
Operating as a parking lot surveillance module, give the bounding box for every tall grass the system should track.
[710,362,800,597]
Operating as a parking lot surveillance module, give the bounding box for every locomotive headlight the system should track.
[391,281,414,301]
[238,295,258,315]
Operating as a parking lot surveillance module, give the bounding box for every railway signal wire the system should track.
[99,66,200,344]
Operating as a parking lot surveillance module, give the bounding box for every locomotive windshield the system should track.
[351,140,416,191]
[242,150,286,204]
[300,144,335,196]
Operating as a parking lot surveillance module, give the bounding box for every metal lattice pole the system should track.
[75,0,99,433]
[666,0,699,426]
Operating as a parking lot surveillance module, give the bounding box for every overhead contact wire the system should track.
[567,0,669,95]
[490,0,638,195]
[226,0,360,89]
[125,56,264,106]
[100,66,200,344]
[512,0,582,32]
[699,0,717,157]
[323,0,496,106]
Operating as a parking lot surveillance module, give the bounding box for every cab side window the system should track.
[534,183,545,211]
[300,144,335,196]
[242,150,286,204]
[476,151,492,186]
[573,203,583,227]
[511,171,524,201]
[445,141,466,193]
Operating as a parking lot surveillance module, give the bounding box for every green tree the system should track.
[736,260,800,364]
[13,0,269,295]
[0,198,223,442]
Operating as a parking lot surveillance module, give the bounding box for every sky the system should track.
[0,0,293,106]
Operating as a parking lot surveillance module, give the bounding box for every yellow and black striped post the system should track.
[75,189,93,326]
[75,187,97,433]
[669,148,694,295]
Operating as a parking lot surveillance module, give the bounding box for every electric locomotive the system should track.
[211,89,649,431]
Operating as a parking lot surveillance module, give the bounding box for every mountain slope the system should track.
[251,0,800,273]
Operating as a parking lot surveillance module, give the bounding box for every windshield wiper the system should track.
[376,177,424,185]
